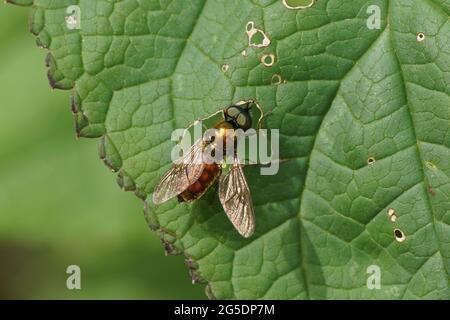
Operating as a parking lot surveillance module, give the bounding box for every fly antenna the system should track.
[179,109,223,144]
[253,100,271,131]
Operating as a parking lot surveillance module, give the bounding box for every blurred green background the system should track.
[0,4,203,299]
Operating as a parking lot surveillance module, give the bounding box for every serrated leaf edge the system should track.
[9,0,213,299]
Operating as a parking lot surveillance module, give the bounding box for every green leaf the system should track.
[10,0,450,299]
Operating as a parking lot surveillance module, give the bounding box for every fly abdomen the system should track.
[178,163,221,202]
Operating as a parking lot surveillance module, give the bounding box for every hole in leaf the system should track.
[246,21,271,48]
[394,229,406,242]
[221,64,230,72]
[367,156,376,165]
[282,0,315,10]
[271,74,283,85]
[261,53,276,67]
[416,32,426,42]
[246,21,255,33]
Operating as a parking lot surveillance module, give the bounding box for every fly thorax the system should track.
[213,121,238,160]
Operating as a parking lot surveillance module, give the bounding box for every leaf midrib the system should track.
[296,24,388,299]
[386,0,450,290]
[294,0,449,299]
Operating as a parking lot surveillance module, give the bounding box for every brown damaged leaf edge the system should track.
[5,0,33,7]
[42,49,74,90]
[7,1,213,294]
[71,93,89,138]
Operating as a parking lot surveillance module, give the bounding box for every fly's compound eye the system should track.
[225,106,240,119]
[236,114,247,128]
[236,112,252,131]
[225,104,253,130]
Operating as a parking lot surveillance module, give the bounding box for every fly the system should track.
[152,100,267,238]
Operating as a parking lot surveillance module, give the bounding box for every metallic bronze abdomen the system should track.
[178,163,221,202]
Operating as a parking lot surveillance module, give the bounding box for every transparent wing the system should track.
[219,157,255,238]
[153,138,206,204]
